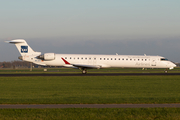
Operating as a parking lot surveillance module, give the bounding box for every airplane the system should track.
[6,39,176,74]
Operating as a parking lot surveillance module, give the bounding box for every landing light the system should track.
[169,67,174,70]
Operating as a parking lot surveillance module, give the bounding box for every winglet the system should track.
[61,58,70,64]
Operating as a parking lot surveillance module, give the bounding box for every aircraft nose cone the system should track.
[169,63,177,70]
[173,63,177,67]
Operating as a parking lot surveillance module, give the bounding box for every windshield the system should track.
[161,58,168,61]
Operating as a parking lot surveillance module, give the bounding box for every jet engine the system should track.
[37,53,55,60]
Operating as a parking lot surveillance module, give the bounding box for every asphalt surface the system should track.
[0,104,180,109]
[0,73,180,76]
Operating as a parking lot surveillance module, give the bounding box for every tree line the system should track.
[0,61,32,68]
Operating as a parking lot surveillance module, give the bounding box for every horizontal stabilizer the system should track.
[5,39,26,44]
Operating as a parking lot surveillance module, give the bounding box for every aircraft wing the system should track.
[61,58,101,69]
[33,62,47,66]
[72,64,101,69]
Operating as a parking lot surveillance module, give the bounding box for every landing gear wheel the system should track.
[82,69,87,74]
[164,68,168,73]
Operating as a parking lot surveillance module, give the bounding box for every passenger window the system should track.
[107,58,109,60]
[115,58,116,60]
[119,58,120,60]
[104,58,106,60]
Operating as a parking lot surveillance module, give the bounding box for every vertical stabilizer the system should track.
[6,39,41,56]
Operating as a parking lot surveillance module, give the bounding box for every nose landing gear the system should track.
[164,68,168,73]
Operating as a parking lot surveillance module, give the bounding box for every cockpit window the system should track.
[161,58,168,61]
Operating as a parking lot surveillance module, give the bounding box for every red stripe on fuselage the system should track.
[61,58,70,64]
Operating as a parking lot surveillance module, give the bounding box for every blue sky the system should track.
[0,1,180,62]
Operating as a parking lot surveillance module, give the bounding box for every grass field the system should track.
[1,69,180,119]
[0,67,180,74]
[1,108,180,120]
[0,76,180,104]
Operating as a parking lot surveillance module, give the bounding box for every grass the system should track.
[1,108,180,120]
[0,76,180,104]
[1,74,180,119]
[0,67,180,74]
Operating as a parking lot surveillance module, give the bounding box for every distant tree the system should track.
[0,61,32,68]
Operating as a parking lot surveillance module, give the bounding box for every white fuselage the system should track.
[22,54,176,69]
[7,39,176,74]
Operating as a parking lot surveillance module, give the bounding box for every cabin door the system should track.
[93,57,97,65]
[151,59,156,66]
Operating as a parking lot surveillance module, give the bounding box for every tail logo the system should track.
[21,46,28,53]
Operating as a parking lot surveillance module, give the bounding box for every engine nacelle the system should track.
[37,53,55,61]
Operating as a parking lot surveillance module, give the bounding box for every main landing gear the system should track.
[81,68,87,74]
